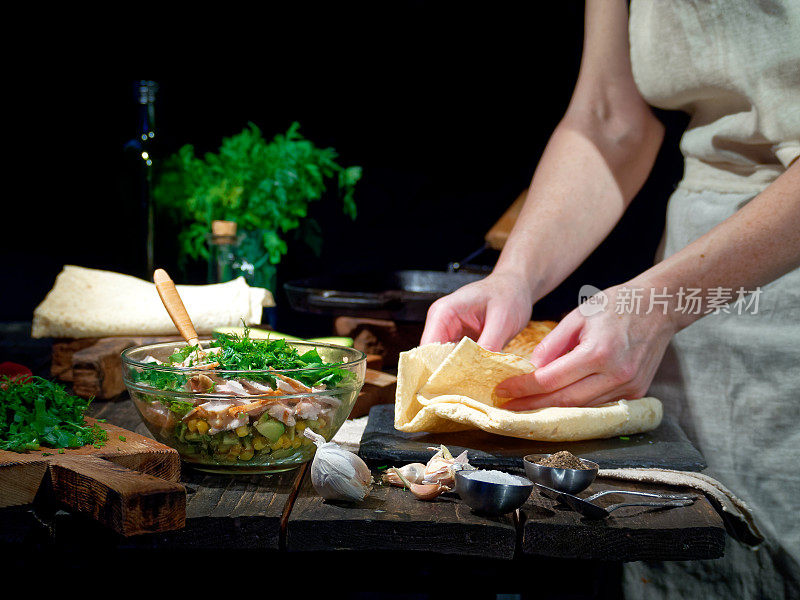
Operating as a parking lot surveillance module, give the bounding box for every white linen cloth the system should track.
[626,2,800,598]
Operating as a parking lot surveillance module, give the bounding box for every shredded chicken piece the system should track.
[227,397,283,417]
[191,400,249,433]
[295,400,322,420]
[238,379,280,395]
[190,361,220,370]
[275,374,312,394]
[315,394,341,407]
[268,402,296,427]
[214,380,251,396]
[187,374,215,393]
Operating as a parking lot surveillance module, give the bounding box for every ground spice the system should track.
[536,451,590,470]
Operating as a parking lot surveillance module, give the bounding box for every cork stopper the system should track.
[212,220,237,236]
[210,220,238,245]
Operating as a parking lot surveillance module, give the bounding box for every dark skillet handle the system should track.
[306,292,390,309]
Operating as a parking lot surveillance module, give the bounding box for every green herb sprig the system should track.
[212,328,355,388]
[153,122,361,289]
[0,376,107,453]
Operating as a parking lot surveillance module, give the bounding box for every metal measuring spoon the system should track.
[535,483,697,520]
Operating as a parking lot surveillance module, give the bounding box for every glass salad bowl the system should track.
[122,337,367,474]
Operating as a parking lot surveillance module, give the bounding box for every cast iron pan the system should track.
[284,270,486,322]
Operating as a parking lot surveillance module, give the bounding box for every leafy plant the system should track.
[0,376,108,452]
[154,122,361,289]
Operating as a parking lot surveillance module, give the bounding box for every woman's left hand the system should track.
[496,282,678,410]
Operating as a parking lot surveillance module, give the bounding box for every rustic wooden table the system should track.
[0,399,725,561]
[0,324,727,596]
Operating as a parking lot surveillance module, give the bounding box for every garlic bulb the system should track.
[382,462,426,487]
[304,428,372,502]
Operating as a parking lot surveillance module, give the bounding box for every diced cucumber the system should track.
[221,431,239,446]
[254,416,285,443]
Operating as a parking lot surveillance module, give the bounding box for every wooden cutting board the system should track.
[51,335,183,399]
[0,417,185,536]
[358,404,707,472]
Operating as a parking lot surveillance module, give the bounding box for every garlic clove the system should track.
[422,445,471,488]
[382,462,426,487]
[389,467,446,501]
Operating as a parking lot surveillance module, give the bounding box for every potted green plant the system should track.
[153,122,361,291]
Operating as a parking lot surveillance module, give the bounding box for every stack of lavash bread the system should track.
[32,265,274,338]
[395,321,663,441]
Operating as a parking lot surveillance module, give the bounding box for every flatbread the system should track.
[32,265,275,338]
[502,320,558,358]
[394,342,470,433]
[395,337,663,441]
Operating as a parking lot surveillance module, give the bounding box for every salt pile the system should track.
[462,469,531,486]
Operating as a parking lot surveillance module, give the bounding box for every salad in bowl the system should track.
[122,329,366,473]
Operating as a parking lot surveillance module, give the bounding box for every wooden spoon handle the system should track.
[153,268,199,346]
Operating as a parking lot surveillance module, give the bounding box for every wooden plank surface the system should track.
[0,416,181,503]
[521,478,725,562]
[287,469,518,559]
[89,399,305,550]
[51,335,182,399]
[350,368,397,418]
[0,403,185,535]
[1,397,727,561]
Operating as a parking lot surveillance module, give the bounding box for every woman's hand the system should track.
[420,271,536,352]
[496,282,677,409]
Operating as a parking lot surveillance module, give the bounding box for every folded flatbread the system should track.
[502,320,558,358]
[32,265,275,338]
[395,337,663,441]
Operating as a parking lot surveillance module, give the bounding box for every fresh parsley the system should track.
[0,376,107,453]
[211,328,356,389]
[153,121,361,290]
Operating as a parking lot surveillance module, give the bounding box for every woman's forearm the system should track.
[494,113,663,301]
[494,0,663,303]
[633,161,800,330]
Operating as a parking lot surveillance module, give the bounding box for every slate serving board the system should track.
[358,404,706,471]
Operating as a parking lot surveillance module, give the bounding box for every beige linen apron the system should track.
[626,2,800,598]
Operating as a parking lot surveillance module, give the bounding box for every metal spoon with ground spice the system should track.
[535,450,591,470]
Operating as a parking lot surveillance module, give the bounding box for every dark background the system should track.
[1,5,687,337]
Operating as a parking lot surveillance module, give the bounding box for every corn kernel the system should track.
[228,443,242,456]
[302,436,313,446]
[187,419,199,433]
[296,422,306,432]
[253,436,268,451]
[235,425,250,437]
[270,440,283,452]
[196,420,210,435]
[291,438,302,449]
[238,449,255,461]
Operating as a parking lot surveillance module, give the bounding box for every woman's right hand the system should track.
[420,271,536,352]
